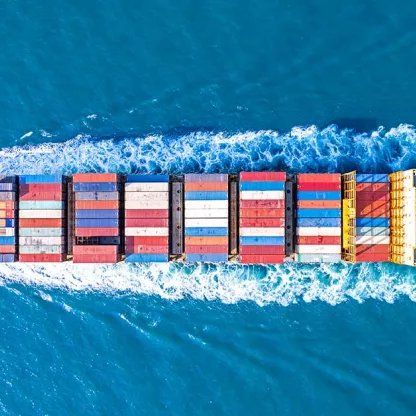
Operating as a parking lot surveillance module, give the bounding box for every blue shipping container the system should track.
[98,237,121,245]
[186,253,228,262]
[240,236,285,245]
[185,227,228,236]
[19,175,63,184]
[75,218,119,228]
[76,209,119,219]
[0,237,15,245]
[297,218,342,227]
[126,175,169,183]
[0,183,15,191]
[356,218,390,227]
[0,175,16,183]
[0,254,16,262]
[240,181,285,191]
[356,174,389,183]
[75,192,119,201]
[19,201,65,210]
[185,191,228,200]
[1,219,15,228]
[73,182,120,192]
[125,253,169,263]
[297,209,341,218]
[297,191,341,200]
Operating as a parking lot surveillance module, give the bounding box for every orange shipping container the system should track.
[356,201,390,217]
[19,218,65,228]
[185,182,228,191]
[356,244,390,255]
[240,218,285,227]
[240,208,285,218]
[296,200,341,209]
[75,200,120,210]
[0,246,16,253]
[297,174,340,183]
[296,236,341,245]
[73,173,118,183]
[356,183,389,192]
[185,236,228,245]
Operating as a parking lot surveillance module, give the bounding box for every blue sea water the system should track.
[1,0,416,414]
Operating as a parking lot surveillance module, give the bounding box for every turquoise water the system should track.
[2,0,416,414]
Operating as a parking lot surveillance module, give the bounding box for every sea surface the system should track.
[1,0,416,414]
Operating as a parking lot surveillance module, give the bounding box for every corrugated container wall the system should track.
[239,172,286,264]
[0,175,17,262]
[18,175,66,262]
[73,173,120,264]
[124,175,170,262]
[295,174,342,263]
[184,174,229,262]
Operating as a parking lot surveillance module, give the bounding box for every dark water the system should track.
[1,0,416,414]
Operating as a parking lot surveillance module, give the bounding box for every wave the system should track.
[0,262,416,306]
[1,124,416,304]
[0,124,416,175]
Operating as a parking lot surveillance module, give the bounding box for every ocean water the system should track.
[1,0,416,414]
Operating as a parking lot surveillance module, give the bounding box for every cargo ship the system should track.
[0,171,414,265]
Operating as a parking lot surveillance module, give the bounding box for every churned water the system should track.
[1,0,416,414]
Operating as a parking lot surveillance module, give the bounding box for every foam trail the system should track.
[0,262,416,305]
[0,124,415,175]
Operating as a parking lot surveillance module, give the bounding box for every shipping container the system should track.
[19,228,64,237]
[19,218,64,228]
[297,209,341,218]
[356,183,389,192]
[125,228,169,237]
[0,246,16,253]
[296,254,342,262]
[19,245,64,254]
[240,255,285,264]
[185,218,228,228]
[240,236,284,245]
[184,182,228,192]
[239,218,285,227]
[125,200,169,210]
[355,254,390,262]
[125,218,169,227]
[73,254,119,263]
[297,191,341,200]
[0,228,15,236]
[0,254,16,262]
[73,245,118,255]
[0,237,16,245]
[0,175,16,183]
[297,174,340,183]
[19,183,62,192]
[295,245,341,254]
[297,218,341,227]
[0,210,15,219]
[356,218,390,227]
[125,209,169,219]
[19,236,65,245]
[185,227,228,237]
[356,205,389,218]
[297,182,341,191]
[124,191,169,201]
[75,218,119,228]
[0,219,14,227]
[75,228,119,237]
[239,200,285,209]
[184,209,228,218]
[240,172,286,182]
[75,200,120,210]
[76,209,119,219]
[185,236,228,245]
[75,192,119,201]
[356,227,390,237]
[239,245,285,255]
[124,245,169,254]
[125,182,169,192]
[355,236,390,245]
[355,191,390,202]
[185,200,228,210]
[356,244,390,255]
[356,174,389,183]
[184,245,229,254]
[19,175,63,184]
[73,173,118,183]
[126,175,169,182]
[19,254,65,262]
[19,191,64,201]
[296,236,341,245]
[240,182,285,191]
[239,228,285,237]
[0,192,16,201]
[19,210,64,219]
[184,174,228,182]
[125,236,169,246]
[73,182,119,192]
[296,200,342,209]
[240,191,285,200]
[296,227,342,236]
[240,208,285,218]
[0,183,15,191]
[125,254,169,262]
[185,191,228,201]
[0,201,15,210]
[19,201,65,210]
[185,253,228,262]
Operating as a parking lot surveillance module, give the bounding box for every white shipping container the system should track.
[19,228,64,237]
[184,209,229,219]
[124,192,169,201]
[356,235,390,245]
[125,182,169,192]
[185,218,228,227]
[125,227,169,236]
[19,209,64,219]
[0,228,15,236]
[185,200,228,210]
[296,253,342,263]
[239,227,285,237]
[125,200,169,210]
[19,236,65,245]
[296,227,342,236]
[240,191,285,200]
[295,245,341,254]
[19,245,64,254]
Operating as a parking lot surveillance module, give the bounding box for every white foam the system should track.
[19,131,33,140]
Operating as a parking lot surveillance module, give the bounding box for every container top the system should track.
[356,174,389,183]
[73,173,119,183]
[19,175,64,184]
[0,175,17,183]
[185,174,228,182]
[126,175,169,183]
[240,172,286,182]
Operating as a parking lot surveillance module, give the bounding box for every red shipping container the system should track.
[0,245,16,253]
[356,191,390,202]
[296,236,341,245]
[240,208,285,218]
[240,254,285,264]
[185,236,228,245]
[356,183,389,192]
[240,172,286,182]
[125,236,169,246]
[240,218,285,227]
[0,209,15,219]
[356,253,390,262]
[356,202,390,217]
[297,182,341,191]
[125,218,169,227]
[19,254,65,262]
[297,200,341,209]
[185,182,228,191]
[239,245,285,255]
[185,245,228,254]
[73,173,118,183]
[297,174,340,183]
[19,191,64,201]
[76,200,120,210]
[356,244,390,255]
[19,218,65,228]
[73,254,119,263]
[240,200,285,209]
[20,184,63,192]
[0,201,15,210]
[125,209,169,219]
[75,228,119,237]
[73,245,118,255]
[125,245,169,254]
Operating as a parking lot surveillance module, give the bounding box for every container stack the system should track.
[124,175,170,262]
[73,173,120,263]
[184,174,228,262]
[0,175,17,262]
[18,175,66,262]
[356,174,390,262]
[239,172,286,264]
[296,174,342,262]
